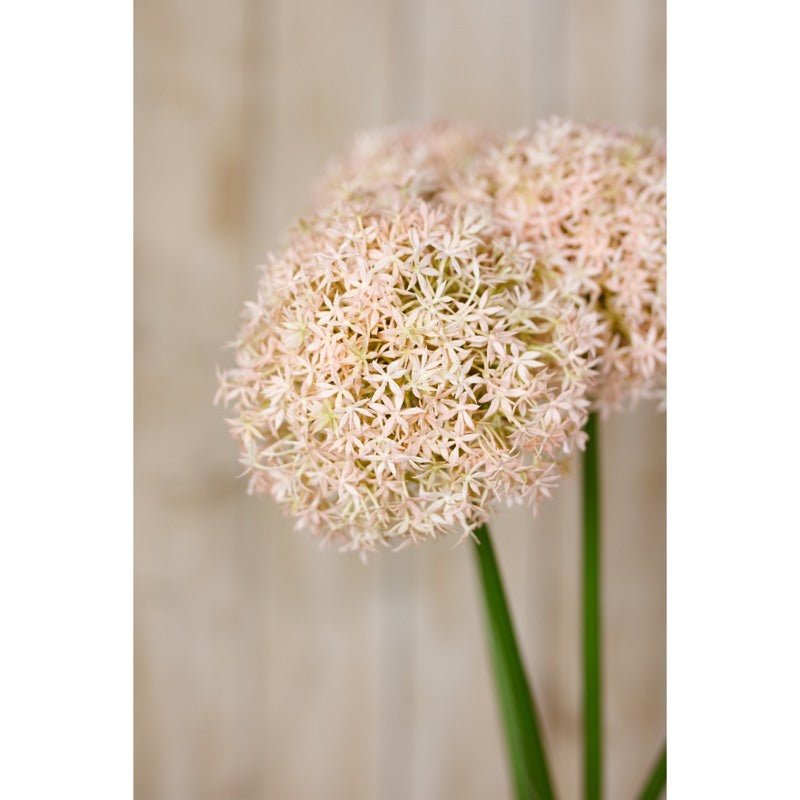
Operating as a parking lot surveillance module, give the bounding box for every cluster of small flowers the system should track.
[450,119,666,411]
[315,120,491,207]
[218,200,603,551]
[218,118,665,551]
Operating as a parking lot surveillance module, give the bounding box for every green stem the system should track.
[583,412,602,800]
[472,523,556,800]
[635,745,666,800]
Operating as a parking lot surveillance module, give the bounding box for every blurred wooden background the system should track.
[134,0,665,797]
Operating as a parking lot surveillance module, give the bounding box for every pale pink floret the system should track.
[451,118,666,412]
[217,199,603,552]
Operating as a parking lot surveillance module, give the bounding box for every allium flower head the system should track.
[451,118,666,411]
[218,198,603,552]
[316,121,492,209]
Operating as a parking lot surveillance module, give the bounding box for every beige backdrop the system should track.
[135,0,666,797]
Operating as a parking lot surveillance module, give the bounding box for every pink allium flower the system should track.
[217,199,603,552]
[315,121,492,208]
[450,118,666,411]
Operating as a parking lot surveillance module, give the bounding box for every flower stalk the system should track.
[582,412,602,800]
[636,745,666,800]
[472,523,556,800]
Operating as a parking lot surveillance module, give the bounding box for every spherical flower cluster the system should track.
[451,118,666,411]
[217,199,603,551]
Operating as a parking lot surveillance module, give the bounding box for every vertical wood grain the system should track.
[531,0,569,117]
[566,0,666,128]
[419,0,535,127]
[135,1,272,798]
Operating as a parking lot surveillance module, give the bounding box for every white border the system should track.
[0,2,132,797]
[669,1,800,795]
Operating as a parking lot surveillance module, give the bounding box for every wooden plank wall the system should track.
[135,0,666,797]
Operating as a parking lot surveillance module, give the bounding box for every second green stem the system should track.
[583,412,602,800]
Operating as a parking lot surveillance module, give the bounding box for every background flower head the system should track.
[447,118,666,411]
[315,120,493,209]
